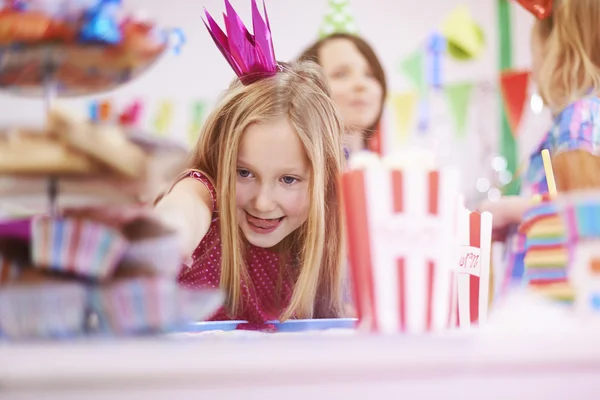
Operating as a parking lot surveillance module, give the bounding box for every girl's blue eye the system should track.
[282,176,298,185]
[238,169,251,178]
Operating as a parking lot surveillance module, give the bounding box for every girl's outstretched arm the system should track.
[154,178,213,259]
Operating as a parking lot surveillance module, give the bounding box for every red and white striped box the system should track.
[449,208,492,328]
[342,162,460,334]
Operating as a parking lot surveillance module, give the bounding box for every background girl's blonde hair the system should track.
[536,0,600,111]
[187,60,345,320]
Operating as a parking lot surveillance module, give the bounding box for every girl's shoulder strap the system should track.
[157,169,218,219]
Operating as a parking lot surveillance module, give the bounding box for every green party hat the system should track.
[318,0,359,38]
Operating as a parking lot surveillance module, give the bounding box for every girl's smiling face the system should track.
[235,117,311,248]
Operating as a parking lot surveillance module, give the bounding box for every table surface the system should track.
[2,328,600,399]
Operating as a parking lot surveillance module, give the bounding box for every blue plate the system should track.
[185,318,357,333]
[268,318,357,332]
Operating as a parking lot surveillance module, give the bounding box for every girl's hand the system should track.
[478,196,530,241]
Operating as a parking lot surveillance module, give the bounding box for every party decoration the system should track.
[79,0,123,44]
[426,33,446,89]
[188,101,206,147]
[392,92,418,143]
[417,98,430,134]
[497,0,519,196]
[89,101,99,122]
[441,5,485,61]
[514,0,553,19]
[153,100,173,136]
[499,69,530,135]
[342,153,460,334]
[99,99,112,122]
[399,50,426,95]
[444,82,474,138]
[118,100,142,127]
[168,28,186,55]
[318,0,359,38]
[202,0,277,86]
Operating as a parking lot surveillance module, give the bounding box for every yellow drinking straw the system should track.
[541,149,557,198]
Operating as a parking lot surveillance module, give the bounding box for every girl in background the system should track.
[481,0,600,279]
[299,33,387,156]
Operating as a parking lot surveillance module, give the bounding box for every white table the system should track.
[1,330,599,399]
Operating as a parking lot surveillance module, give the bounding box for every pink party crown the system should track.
[203,0,278,85]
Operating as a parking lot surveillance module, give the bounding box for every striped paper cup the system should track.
[31,216,128,281]
[92,278,223,335]
[0,282,88,339]
[449,208,492,329]
[120,218,182,279]
[342,155,461,334]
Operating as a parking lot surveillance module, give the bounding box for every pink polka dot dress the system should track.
[176,171,297,324]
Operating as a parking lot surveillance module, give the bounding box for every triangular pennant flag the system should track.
[188,101,206,147]
[499,70,530,135]
[444,82,474,138]
[154,100,173,137]
[399,51,426,94]
[318,0,359,38]
[392,92,418,143]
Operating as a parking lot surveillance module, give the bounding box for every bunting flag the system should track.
[153,100,173,136]
[318,0,359,38]
[427,33,446,89]
[497,0,519,195]
[499,69,530,136]
[399,50,426,95]
[99,100,112,122]
[392,92,418,143]
[188,101,206,147]
[444,82,474,138]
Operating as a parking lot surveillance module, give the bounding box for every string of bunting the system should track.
[390,73,529,143]
[395,5,485,142]
[87,98,208,147]
[394,3,530,151]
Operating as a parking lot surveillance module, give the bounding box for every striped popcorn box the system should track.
[450,208,492,328]
[0,283,88,339]
[342,154,460,334]
[31,216,128,281]
[92,278,223,335]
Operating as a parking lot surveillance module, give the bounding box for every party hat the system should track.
[515,0,553,19]
[441,5,485,61]
[318,0,359,38]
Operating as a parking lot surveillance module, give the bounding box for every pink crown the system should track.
[203,0,278,85]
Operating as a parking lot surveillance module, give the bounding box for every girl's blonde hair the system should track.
[188,60,345,320]
[536,0,600,111]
